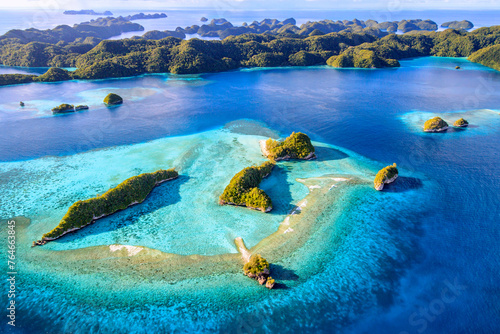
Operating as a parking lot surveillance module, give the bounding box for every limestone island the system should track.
[104,93,123,105]
[424,117,449,132]
[75,105,89,111]
[52,104,75,114]
[441,20,474,30]
[260,132,316,161]
[453,118,469,127]
[219,161,275,212]
[33,168,178,246]
[374,163,399,191]
[244,254,275,289]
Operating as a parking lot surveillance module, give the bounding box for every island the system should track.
[63,10,113,16]
[261,132,316,161]
[1,20,500,82]
[33,168,178,246]
[243,254,275,289]
[51,104,75,114]
[104,93,123,105]
[124,13,167,21]
[441,20,474,30]
[75,105,89,111]
[200,17,208,22]
[374,163,399,191]
[219,161,275,212]
[453,118,469,127]
[424,117,449,132]
[19,101,24,106]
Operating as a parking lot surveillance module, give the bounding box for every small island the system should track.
[261,132,316,161]
[75,105,89,111]
[51,104,75,114]
[19,101,24,106]
[243,254,275,289]
[424,117,449,132]
[104,93,123,105]
[33,168,178,246]
[219,161,275,212]
[200,17,208,22]
[63,10,113,15]
[453,118,469,127]
[441,20,474,30]
[374,163,398,191]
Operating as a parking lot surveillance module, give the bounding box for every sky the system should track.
[0,0,499,10]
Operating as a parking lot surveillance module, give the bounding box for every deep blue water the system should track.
[0,57,499,333]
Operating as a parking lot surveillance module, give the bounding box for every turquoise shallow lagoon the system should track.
[1,56,499,333]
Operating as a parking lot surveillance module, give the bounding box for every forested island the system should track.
[374,163,398,191]
[219,161,275,212]
[261,132,316,161]
[454,118,469,127]
[34,168,178,245]
[424,117,449,132]
[244,254,275,289]
[1,19,499,85]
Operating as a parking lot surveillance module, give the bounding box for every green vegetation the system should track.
[219,161,275,212]
[468,44,500,71]
[243,254,270,275]
[374,163,399,191]
[0,67,73,86]
[104,93,123,105]
[75,105,89,111]
[38,168,178,242]
[2,24,500,85]
[453,118,469,127]
[264,132,316,161]
[441,20,474,30]
[424,117,449,132]
[266,277,276,289]
[0,74,36,86]
[327,48,399,68]
[51,104,75,114]
[37,67,73,82]
[243,254,275,289]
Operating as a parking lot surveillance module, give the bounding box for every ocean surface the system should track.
[0,56,499,334]
[0,7,500,333]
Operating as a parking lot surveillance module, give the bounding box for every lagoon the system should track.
[0,57,499,333]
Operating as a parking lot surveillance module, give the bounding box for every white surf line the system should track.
[109,245,144,256]
[234,237,251,263]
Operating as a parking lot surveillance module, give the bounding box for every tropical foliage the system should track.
[265,132,315,160]
[219,161,275,212]
[374,163,398,189]
[424,117,449,131]
[41,169,178,240]
[243,254,270,275]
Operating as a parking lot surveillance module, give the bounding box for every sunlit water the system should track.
[0,57,499,333]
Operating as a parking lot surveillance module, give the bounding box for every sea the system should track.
[0,8,499,334]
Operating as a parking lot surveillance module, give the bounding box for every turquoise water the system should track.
[0,56,499,333]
